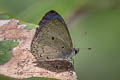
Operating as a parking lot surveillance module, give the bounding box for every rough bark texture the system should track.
[0,19,77,80]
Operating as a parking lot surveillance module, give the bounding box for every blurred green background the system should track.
[0,0,120,80]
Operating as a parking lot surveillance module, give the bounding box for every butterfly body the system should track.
[31,10,78,61]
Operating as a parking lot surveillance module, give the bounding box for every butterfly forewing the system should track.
[31,11,73,61]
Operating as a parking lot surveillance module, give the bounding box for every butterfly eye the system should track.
[51,37,54,40]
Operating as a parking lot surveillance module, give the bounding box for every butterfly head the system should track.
[68,48,79,59]
[72,48,79,55]
[66,48,79,62]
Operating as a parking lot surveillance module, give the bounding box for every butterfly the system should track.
[30,10,79,62]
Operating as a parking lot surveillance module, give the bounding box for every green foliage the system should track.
[0,0,81,24]
[0,40,19,64]
[24,24,37,30]
[0,13,10,19]
[69,9,120,80]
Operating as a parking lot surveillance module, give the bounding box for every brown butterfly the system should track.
[31,10,79,62]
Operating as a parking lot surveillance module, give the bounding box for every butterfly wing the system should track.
[31,10,73,61]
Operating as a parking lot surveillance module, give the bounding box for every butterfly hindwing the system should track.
[31,10,73,61]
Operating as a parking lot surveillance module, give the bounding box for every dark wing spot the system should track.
[42,47,44,53]
[47,56,49,59]
[52,37,54,40]
[62,46,64,49]
[56,65,59,69]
